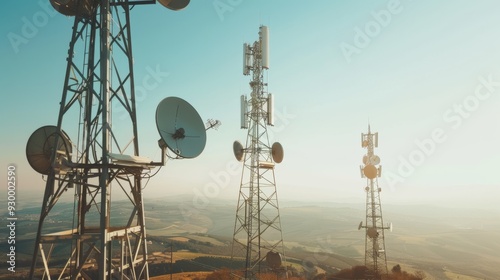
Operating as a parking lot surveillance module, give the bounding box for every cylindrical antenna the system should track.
[267,93,274,126]
[243,43,250,76]
[260,26,269,69]
[240,95,248,129]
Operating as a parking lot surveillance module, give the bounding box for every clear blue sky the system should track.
[1,0,499,209]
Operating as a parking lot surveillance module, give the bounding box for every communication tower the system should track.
[24,1,213,279]
[231,26,286,279]
[358,125,391,279]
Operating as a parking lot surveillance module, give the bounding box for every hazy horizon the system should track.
[1,1,499,221]
[7,186,500,213]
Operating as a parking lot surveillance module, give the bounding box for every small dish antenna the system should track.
[358,221,363,230]
[363,164,377,179]
[367,227,379,239]
[370,155,380,165]
[271,142,284,163]
[26,125,72,175]
[157,0,190,10]
[265,251,282,269]
[156,97,206,159]
[362,140,368,148]
[233,141,244,162]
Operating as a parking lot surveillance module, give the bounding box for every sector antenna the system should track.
[357,125,391,279]
[25,2,207,280]
[231,25,287,279]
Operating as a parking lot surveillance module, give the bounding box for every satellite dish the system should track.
[358,221,363,230]
[157,0,190,10]
[266,251,282,269]
[367,227,379,239]
[370,155,380,165]
[233,141,244,162]
[362,155,368,165]
[362,140,368,148]
[50,0,96,17]
[363,164,377,179]
[389,222,393,232]
[271,142,284,163]
[26,125,72,175]
[156,97,206,158]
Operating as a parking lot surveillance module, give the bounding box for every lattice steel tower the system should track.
[26,1,190,279]
[358,125,390,279]
[231,26,286,279]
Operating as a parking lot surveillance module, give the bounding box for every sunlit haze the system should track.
[1,0,499,210]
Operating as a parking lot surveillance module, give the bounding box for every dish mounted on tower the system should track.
[26,125,72,175]
[156,96,207,159]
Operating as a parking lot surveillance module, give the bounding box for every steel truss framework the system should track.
[29,1,151,279]
[231,30,286,280]
[360,127,389,279]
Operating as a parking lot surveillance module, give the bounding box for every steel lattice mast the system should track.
[231,26,286,279]
[359,125,390,279]
[27,1,189,279]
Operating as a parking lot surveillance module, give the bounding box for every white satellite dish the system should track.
[156,97,206,158]
[26,125,72,175]
[271,142,284,163]
[233,140,244,162]
[157,0,190,10]
[370,155,380,165]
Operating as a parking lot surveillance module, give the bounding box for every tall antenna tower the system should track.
[25,1,199,279]
[358,125,391,279]
[231,26,287,279]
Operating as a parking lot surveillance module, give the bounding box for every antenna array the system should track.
[358,125,391,279]
[231,26,287,279]
[25,1,202,279]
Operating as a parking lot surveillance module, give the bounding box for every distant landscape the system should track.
[1,195,499,279]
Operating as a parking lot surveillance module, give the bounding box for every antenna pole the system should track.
[360,127,389,279]
[27,1,192,279]
[28,1,155,279]
[98,1,111,278]
[232,26,287,279]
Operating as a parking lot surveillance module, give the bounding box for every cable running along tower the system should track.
[25,1,201,279]
[358,125,391,279]
[231,26,286,279]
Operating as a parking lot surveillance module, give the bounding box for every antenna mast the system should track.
[358,125,390,279]
[231,26,287,279]
[27,1,190,279]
